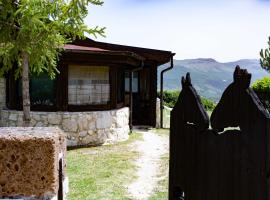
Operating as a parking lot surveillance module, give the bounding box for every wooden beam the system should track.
[56,62,68,111]
[149,65,158,127]
[110,67,117,109]
[61,52,142,67]
[7,67,18,110]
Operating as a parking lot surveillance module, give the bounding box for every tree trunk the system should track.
[22,51,31,127]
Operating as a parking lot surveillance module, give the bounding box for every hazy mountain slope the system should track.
[158,58,269,102]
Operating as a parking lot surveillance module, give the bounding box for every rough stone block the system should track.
[47,114,62,125]
[78,117,88,131]
[66,139,78,147]
[62,118,78,132]
[0,127,66,199]
[96,112,112,129]
[8,113,17,121]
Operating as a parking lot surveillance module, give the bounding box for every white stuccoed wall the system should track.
[1,107,130,147]
[156,98,161,128]
[156,98,171,129]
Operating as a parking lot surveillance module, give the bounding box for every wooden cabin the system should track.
[5,38,173,127]
[0,38,173,146]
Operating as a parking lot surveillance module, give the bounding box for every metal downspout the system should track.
[129,61,144,132]
[160,55,174,128]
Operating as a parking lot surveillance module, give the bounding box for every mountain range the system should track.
[158,58,269,102]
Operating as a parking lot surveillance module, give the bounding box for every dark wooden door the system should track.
[124,69,152,126]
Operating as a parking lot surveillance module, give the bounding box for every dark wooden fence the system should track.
[169,66,270,200]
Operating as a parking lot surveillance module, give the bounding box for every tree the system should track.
[0,0,105,126]
[260,37,270,73]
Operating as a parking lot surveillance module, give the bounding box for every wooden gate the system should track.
[169,66,270,200]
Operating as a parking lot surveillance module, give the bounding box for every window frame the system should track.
[125,71,140,93]
[67,65,111,106]
[8,63,128,112]
[14,73,57,112]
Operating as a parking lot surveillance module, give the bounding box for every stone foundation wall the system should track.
[0,127,66,199]
[1,107,130,147]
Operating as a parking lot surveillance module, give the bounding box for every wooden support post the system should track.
[58,158,63,200]
[129,71,133,131]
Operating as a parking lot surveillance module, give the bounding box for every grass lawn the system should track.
[67,133,142,200]
[149,153,169,200]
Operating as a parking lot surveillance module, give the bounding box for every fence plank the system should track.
[169,67,270,200]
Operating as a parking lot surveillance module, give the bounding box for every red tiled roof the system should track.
[64,44,108,52]
[63,43,145,62]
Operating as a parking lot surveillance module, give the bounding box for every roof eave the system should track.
[72,38,174,66]
[61,49,144,67]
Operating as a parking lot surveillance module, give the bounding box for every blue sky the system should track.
[85,0,270,62]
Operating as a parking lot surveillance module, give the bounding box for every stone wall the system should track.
[1,107,130,147]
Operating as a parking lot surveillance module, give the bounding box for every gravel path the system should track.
[127,129,169,200]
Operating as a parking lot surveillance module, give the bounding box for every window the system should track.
[125,71,139,93]
[18,73,56,107]
[68,65,110,105]
[30,74,56,106]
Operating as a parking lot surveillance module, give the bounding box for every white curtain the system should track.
[68,65,110,105]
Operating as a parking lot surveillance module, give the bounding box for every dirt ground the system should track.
[127,128,169,200]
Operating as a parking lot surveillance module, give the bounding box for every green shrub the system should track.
[201,96,216,111]
[157,90,180,108]
[252,77,270,111]
[158,90,216,111]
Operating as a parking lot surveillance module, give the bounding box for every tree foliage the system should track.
[157,90,216,111]
[158,90,180,108]
[260,37,270,73]
[0,0,105,125]
[0,0,105,78]
[200,96,216,111]
[252,76,270,111]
